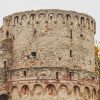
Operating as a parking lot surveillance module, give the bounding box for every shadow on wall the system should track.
[0,94,8,100]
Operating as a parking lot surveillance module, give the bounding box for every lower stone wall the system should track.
[5,67,99,100]
[8,67,98,83]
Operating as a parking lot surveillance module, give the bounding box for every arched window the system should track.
[22,15,27,20]
[74,86,80,96]
[58,85,68,99]
[33,84,43,95]
[66,14,71,21]
[30,14,36,24]
[91,20,94,30]
[46,84,56,95]
[86,18,90,29]
[74,15,78,21]
[58,85,68,94]
[81,17,85,25]
[92,88,96,99]
[21,85,30,95]
[30,14,35,20]
[39,13,45,19]
[48,13,54,20]
[57,13,64,20]
[11,86,19,100]
[84,87,90,99]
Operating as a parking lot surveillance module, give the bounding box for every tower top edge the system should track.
[3,9,95,22]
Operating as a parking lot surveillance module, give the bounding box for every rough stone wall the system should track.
[0,9,99,100]
[3,10,96,71]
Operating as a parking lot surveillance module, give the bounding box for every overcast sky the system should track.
[0,0,100,43]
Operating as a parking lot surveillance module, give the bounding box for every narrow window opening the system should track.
[69,72,72,80]
[71,30,72,39]
[74,86,80,96]
[81,17,84,24]
[4,61,7,83]
[30,14,35,20]
[91,20,93,26]
[58,57,61,60]
[89,60,91,64]
[91,77,95,80]
[23,71,27,77]
[54,21,57,24]
[14,16,19,25]
[4,61,6,68]
[36,21,39,24]
[70,50,72,57]
[28,21,30,25]
[6,31,9,38]
[45,21,48,23]
[56,72,59,79]
[13,35,15,40]
[34,29,37,34]
[67,14,71,21]
[63,21,65,24]
[80,34,83,37]
[49,13,54,20]
[87,18,90,29]
[50,16,52,20]
[31,52,36,58]
[94,23,96,30]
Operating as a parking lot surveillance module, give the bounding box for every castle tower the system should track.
[0,9,99,100]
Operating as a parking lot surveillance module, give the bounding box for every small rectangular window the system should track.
[70,30,72,39]
[34,29,37,34]
[4,61,6,67]
[89,60,91,65]
[31,52,36,58]
[56,72,59,79]
[69,72,72,80]
[23,71,27,77]
[70,50,72,57]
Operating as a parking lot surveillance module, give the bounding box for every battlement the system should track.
[3,9,96,34]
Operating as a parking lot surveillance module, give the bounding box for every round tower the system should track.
[1,9,99,100]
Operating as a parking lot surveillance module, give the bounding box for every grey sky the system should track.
[0,0,99,42]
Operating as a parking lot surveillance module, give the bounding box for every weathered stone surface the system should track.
[0,9,99,100]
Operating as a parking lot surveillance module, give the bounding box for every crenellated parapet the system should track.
[3,9,96,33]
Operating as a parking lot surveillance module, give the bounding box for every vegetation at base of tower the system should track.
[95,44,100,67]
[95,40,100,89]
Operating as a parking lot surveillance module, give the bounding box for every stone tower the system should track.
[0,9,99,100]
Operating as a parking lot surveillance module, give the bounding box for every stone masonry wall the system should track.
[3,9,96,71]
[0,9,99,100]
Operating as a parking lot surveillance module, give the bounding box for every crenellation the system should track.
[7,10,96,34]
